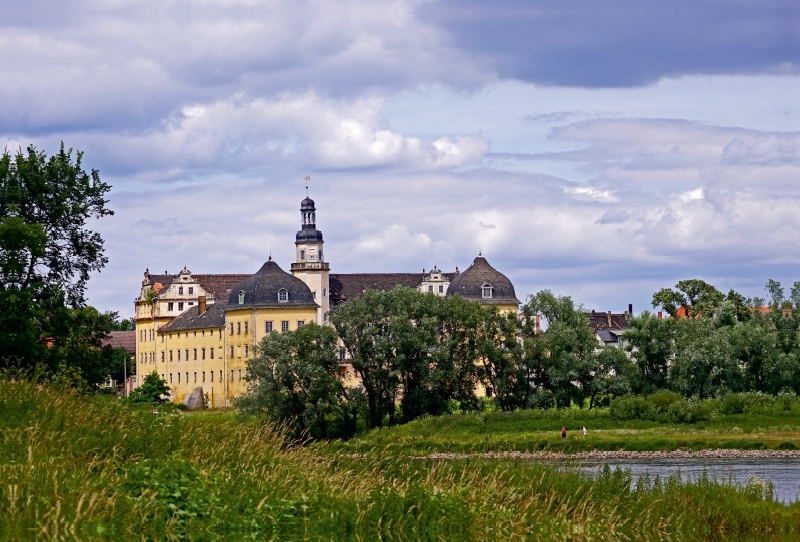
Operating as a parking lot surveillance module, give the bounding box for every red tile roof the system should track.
[102,331,136,354]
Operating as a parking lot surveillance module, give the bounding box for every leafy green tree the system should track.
[523,290,598,408]
[731,318,776,393]
[670,318,742,398]
[238,322,354,439]
[477,306,527,410]
[0,144,112,377]
[589,346,635,408]
[652,279,724,318]
[437,294,485,412]
[624,311,673,394]
[129,372,171,404]
[330,289,398,428]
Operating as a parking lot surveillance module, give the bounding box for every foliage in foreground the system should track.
[3,376,800,541]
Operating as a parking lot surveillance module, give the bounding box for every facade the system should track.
[588,306,633,346]
[135,197,521,405]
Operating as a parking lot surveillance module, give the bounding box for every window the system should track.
[185,331,188,338]
[169,373,173,384]
[178,373,181,383]
[278,289,288,302]
[238,290,245,304]
[439,285,444,293]
[177,350,181,361]
[178,302,184,311]
[201,348,206,360]
[161,334,164,342]
[481,283,493,299]
[281,320,289,333]
[150,330,153,340]
[244,345,249,358]
[169,333,172,339]
[161,374,164,380]
[219,329,222,339]
[210,348,214,359]
[211,371,214,382]
[297,320,305,327]
[323,288,327,297]
[168,302,174,311]
[244,321,248,334]
[428,285,434,292]
[193,330,197,337]
[230,346,234,357]
[300,249,305,260]
[188,302,194,306]
[201,329,204,336]
[230,370,234,381]
[338,347,346,360]
[161,352,164,362]
[185,349,188,361]
[202,371,205,382]
[238,369,242,381]
[178,287,184,294]
[194,372,197,383]
[188,287,194,294]
[219,370,222,382]
[265,321,273,333]
[186,372,188,383]
[169,350,173,362]
[193,349,197,360]
[230,323,234,335]
[237,322,241,335]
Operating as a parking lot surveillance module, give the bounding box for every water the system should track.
[574,458,800,504]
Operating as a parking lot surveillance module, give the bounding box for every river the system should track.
[574,457,800,504]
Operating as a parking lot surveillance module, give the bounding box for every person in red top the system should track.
[561,427,566,439]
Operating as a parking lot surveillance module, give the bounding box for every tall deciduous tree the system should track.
[652,279,724,318]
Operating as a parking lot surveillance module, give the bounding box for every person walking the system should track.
[561,427,567,440]
[582,426,587,438]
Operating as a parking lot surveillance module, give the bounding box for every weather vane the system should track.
[304,176,311,197]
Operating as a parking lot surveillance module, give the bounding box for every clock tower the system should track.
[291,196,330,324]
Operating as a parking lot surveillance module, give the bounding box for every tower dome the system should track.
[229,259,318,308]
[296,197,323,243]
[446,255,521,306]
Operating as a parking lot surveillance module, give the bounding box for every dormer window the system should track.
[178,287,184,295]
[238,290,245,305]
[481,283,493,299]
[278,289,288,302]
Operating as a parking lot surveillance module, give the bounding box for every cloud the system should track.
[418,0,800,87]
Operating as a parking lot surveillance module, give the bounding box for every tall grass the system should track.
[2,375,800,540]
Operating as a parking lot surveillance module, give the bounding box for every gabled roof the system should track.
[588,311,630,331]
[446,256,521,306]
[101,331,136,354]
[160,302,226,332]
[228,259,318,309]
[595,329,620,343]
[329,273,425,304]
[143,273,250,300]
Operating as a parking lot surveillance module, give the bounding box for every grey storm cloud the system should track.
[418,0,800,87]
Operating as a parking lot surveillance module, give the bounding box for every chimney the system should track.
[658,311,663,319]
[607,311,612,327]
[628,303,633,315]
[198,295,207,316]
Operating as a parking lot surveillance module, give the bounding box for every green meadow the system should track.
[323,407,800,455]
[5,378,800,541]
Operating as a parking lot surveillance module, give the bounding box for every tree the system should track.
[0,144,113,307]
[670,318,742,398]
[478,306,527,410]
[129,372,171,404]
[652,279,724,318]
[238,322,354,439]
[0,144,112,377]
[624,311,673,394]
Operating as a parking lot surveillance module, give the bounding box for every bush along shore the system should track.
[4,376,800,541]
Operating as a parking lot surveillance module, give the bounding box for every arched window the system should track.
[481,283,493,299]
[238,290,245,304]
[278,289,288,302]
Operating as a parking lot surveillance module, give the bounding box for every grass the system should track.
[322,408,800,455]
[4,378,800,541]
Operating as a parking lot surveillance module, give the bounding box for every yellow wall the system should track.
[143,305,318,407]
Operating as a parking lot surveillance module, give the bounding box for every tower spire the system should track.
[304,175,310,198]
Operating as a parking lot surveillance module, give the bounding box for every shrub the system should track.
[646,390,682,414]
[527,390,556,410]
[666,397,716,423]
[721,393,745,415]
[610,394,655,421]
[740,392,777,414]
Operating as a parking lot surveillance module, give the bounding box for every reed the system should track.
[2,376,800,541]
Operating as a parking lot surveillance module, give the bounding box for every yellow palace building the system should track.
[134,196,520,406]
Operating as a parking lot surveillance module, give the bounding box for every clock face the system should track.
[307,246,316,254]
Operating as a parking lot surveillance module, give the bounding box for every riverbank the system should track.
[413,448,800,460]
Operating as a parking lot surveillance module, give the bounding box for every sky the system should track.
[2,0,799,318]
